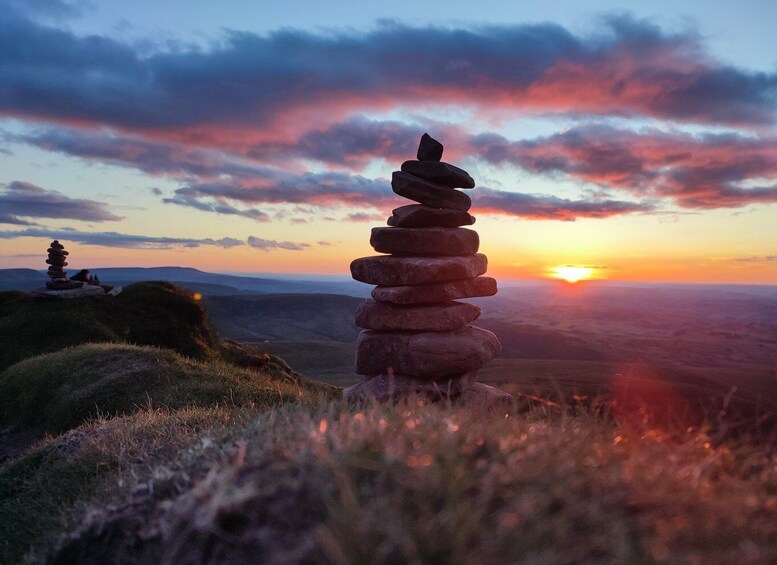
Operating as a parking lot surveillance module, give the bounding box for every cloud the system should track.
[247,236,310,251]
[162,193,271,222]
[0,213,36,225]
[0,181,123,223]
[476,188,654,220]
[471,126,777,210]
[18,119,776,222]
[0,227,246,249]
[346,212,386,222]
[169,171,390,209]
[29,126,655,221]
[17,127,272,178]
[0,14,774,139]
[247,116,432,167]
[735,255,777,262]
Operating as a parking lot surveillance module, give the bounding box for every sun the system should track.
[551,265,595,284]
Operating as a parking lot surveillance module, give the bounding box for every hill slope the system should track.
[204,293,362,341]
[0,281,221,371]
[3,281,777,564]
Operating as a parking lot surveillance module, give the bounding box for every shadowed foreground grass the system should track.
[4,400,776,564]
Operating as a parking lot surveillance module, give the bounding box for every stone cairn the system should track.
[45,240,80,290]
[346,134,512,404]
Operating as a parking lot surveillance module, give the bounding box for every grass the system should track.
[0,406,256,564]
[0,342,335,435]
[0,399,773,564]
[3,280,777,563]
[0,281,220,371]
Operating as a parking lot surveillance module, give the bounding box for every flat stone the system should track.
[355,300,481,331]
[417,133,443,161]
[458,382,514,410]
[401,161,475,189]
[388,205,475,228]
[47,249,68,255]
[372,276,498,304]
[351,254,487,286]
[355,326,501,378]
[392,171,471,211]
[43,281,85,291]
[34,285,105,299]
[344,371,477,403]
[370,227,479,256]
[45,259,67,266]
[49,241,64,249]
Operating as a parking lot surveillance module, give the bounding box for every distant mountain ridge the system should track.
[0,266,370,297]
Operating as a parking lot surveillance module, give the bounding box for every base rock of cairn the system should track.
[347,133,513,406]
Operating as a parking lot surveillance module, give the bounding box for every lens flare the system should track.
[551,265,594,283]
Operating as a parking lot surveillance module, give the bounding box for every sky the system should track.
[0,0,776,283]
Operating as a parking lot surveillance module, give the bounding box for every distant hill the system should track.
[204,293,362,341]
[0,266,371,297]
[0,268,42,291]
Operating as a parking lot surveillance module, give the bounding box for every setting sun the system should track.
[550,265,595,283]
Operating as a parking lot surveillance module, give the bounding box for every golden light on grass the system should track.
[549,265,595,284]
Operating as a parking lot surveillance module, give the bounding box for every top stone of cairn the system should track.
[417,133,443,161]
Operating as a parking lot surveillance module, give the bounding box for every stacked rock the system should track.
[346,134,511,404]
[45,240,70,288]
[45,240,84,290]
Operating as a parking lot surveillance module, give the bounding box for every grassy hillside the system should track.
[0,281,339,563]
[0,343,327,435]
[2,401,775,564]
[3,281,777,563]
[0,281,221,371]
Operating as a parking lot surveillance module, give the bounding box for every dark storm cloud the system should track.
[0,13,775,132]
[0,181,123,222]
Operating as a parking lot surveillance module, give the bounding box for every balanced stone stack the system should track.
[45,240,79,290]
[346,134,512,404]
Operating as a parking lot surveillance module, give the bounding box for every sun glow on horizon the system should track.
[550,265,596,284]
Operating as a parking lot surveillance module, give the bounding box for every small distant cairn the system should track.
[346,134,513,405]
[35,240,110,298]
[45,240,80,290]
